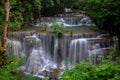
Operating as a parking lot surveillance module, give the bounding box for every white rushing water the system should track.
[69,38,88,64]
[7,40,23,57]
[7,32,115,78]
[32,13,96,27]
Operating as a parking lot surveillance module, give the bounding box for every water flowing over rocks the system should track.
[32,13,96,27]
[7,32,117,79]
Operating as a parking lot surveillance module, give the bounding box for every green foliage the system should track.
[0,0,42,31]
[60,60,120,80]
[60,48,120,80]
[78,0,120,34]
[0,0,119,33]
[9,0,24,31]
[0,0,24,32]
[8,22,21,31]
[41,0,65,16]
[0,54,47,80]
[0,55,22,80]
[20,0,41,26]
[41,0,54,8]
[50,22,64,34]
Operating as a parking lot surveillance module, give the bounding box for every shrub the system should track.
[60,48,120,80]
[8,22,21,31]
[50,22,64,34]
[0,55,48,80]
[0,55,22,80]
[60,60,120,80]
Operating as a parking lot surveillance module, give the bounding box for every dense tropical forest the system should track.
[0,0,120,80]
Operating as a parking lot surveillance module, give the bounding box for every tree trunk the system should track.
[2,0,9,48]
[0,0,10,66]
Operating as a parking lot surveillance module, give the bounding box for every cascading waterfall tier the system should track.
[7,32,116,78]
[7,40,22,57]
[68,37,114,65]
[69,39,89,64]
[32,13,96,27]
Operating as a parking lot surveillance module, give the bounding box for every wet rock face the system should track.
[25,36,37,49]
[24,36,41,55]
[42,68,60,79]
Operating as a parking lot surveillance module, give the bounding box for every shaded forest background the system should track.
[0,0,120,65]
[0,0,120,33]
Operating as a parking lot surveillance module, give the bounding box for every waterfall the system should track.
[22,34,58,77]
[7,40,22,57]
[68,35,114,64]
[53,36,58,64]
[42,16,95,27]
[7,32,116,78]
[33,13,96,27]
[89,48,111,64]
[69,39,89,64]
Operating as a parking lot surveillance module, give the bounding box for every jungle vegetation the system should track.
[0,0,120,80]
